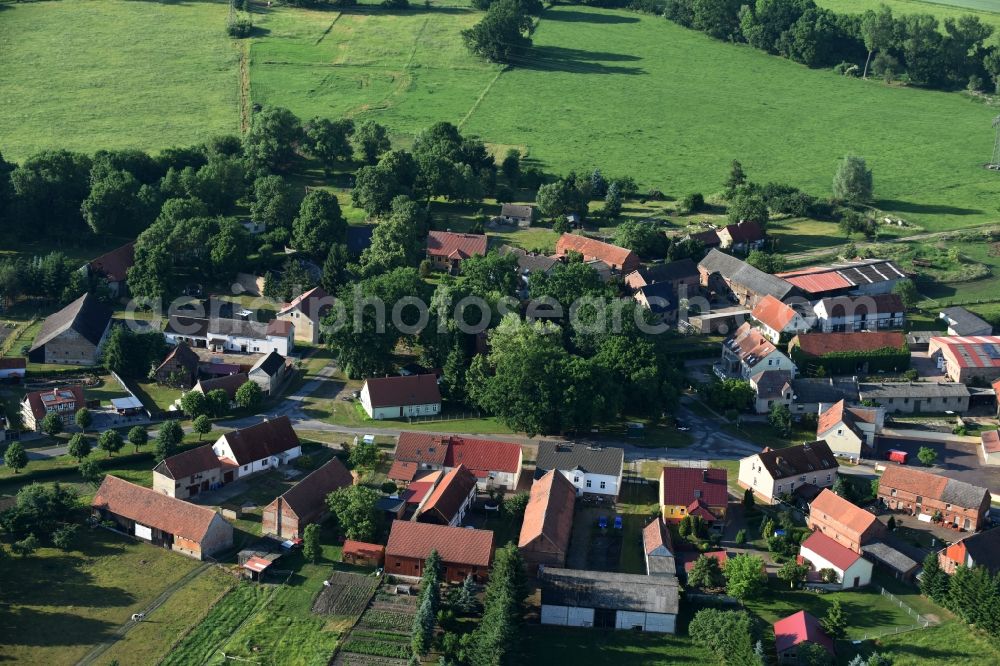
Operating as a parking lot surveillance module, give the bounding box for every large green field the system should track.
[248,4,1000,232]
[0,0,239,160]
[819,0,1000,29]
[3,0,999,234]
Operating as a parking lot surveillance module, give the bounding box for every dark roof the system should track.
[689,229,721,247]
[858,382,970,401]
[698,249,794,300]
[818,293,904,317]
[941,307,992,336]
[251,350,286,377]
[194,372,249,399]
[221,416,300,465]
[790,378,860,405]
[957,529,1000,573]
[756,441,838,480]
[347,225,375,258]
[862,541,918,574]
[30,293,112,352]
[88,242,135,282]
[364,374,441,408]
[165,315,210,338]
[722,220,764,243]
[156,342,200,375]
[153,445,221,480]
[500,245,559,275]
[538,568,679,615]
[270,458,352,519]
[500,203,533,218]
[636,258,698,284]
[420,465,478,524]
[535,442,624,478]
[751,369,793,400]
[385,520,494,568]
[636,281,677,313]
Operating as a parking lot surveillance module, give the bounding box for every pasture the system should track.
[0,0,239,160]
[249,4,1000,232]
[818,0,1000,29]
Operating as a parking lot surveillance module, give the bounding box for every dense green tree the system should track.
[67,434,91,462]
[2,441,27,473]
[128,425,148,452]
[356,196,427,277]
[704,378,755,411]
[351,120,391,165]
[536,178,587,219]
[348,440,380,469]
[292,189,347,259]
[250,175,298,231]
[778,560,810,589]
[154,419,184,462]
[861,5,896,78]
[102,327,167,379]
[52,523,78,551]
[501,149,521,184]
[235,380,263,411]
[243,106,302,173]
[41,412,63,437]
[468,544,525,666]
[688,608,758,665]
[10,150,92,236]
[0,483,78,538]
[613,220,668,258]
[463,0,533,64]
[209,218,251,278]
[304,117,355,172]
[326,485,381,541]
[728,191,769,227]
[688,554,725,588]
[82,168,153,235]
[821,598,847,638]
[724,159,747,197]
[892,278,919,309]
[461,251,520,299]
[918,446,937,466]
[833,155,874,202]
[98,430,125,458]
[746,249,785,273]
[193,415,212,440]
[321,243,352,294]
[303,523,322,563]
[769,403,792,436]
[11,534,38,558]
[723,553,767,601]
[919,552,950,603]
[181,390,209,418]
[74,407,92,433]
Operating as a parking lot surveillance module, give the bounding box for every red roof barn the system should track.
[385,520,494,582]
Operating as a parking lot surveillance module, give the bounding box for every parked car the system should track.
[598,516,608,529]
[613,515,623,529]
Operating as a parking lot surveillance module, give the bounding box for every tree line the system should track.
[663,0,999,92]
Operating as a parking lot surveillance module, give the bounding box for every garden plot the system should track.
[313,571,380,616]
[332,584,421,666]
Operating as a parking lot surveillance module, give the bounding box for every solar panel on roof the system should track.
[985,344,1000,360]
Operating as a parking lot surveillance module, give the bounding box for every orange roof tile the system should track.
[810,489,878,536]
[751,295,798,332]
[555,233,639,271]
[793,331,905,356]
[385,520,494,568]
[92,475,224,543]
[421,465,477,523]
[518,470,576,551]
[983,430,1000,454]
[427,231,488,260]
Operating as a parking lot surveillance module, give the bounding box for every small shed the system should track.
[342,540,385,568]
[111,396,144,416]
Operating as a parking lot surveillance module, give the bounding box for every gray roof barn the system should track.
[698,250,795,301]
[534,442,624,478]
[29,292,112,354]
[791,378,860,405]
[858,382,970,401]
[539,568,679,615]
[940,307,992,337]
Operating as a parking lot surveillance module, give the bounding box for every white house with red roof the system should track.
[750,295,810,344]
[426,231,488,273]
[799,531,873,589]
[554,233,640,274]
[816,400,884,459]
[360,375,441,420]
[773,611,835,664]
[390,432,522,490]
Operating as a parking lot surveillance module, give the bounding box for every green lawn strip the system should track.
[723,421,817,451]
[84,376,131,404]
[0,528,202,665]
[132,381,181,414]
[96,567,236,666]
[615,483,660,575]
[161,583,271,666]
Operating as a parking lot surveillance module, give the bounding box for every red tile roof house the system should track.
[277,286,333,345]
[816,399,884,460]
[773,610,835,664]
[939,527,1000,575]
[877,465,990,532]
[342,540,386,568]
[417,464,478,526]
[642,516,676,576]
[750,295,811,344]
[262,458,354,540]
[391,432,523,490]
[798,531,873,589]
[360,374,441,420]
[716,220,765,252]
[659,468,729,526]
[92,475,233,560]
[153,444,227,500]
[0,357,26,381]
[20,385,86,431]
[518,470,577,575]
[554,233,640,274]
[385,520,495,582]
[982,429,1000,466]
[426,231,488,274]
[211,416,302,481]
[84,241,135,297]
[807,489,885,554]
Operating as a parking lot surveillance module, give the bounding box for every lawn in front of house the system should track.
[132,381,181,414]
[84,375,131,404]
[0,527,203,665]
[520,625,713,665]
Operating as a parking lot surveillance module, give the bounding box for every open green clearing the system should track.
[0,527,202,665]
[0,0,239,160]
